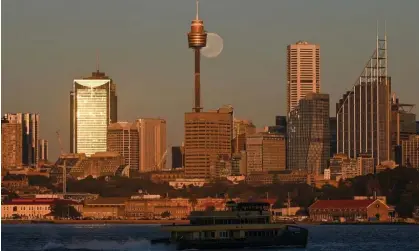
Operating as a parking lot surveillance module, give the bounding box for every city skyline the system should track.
[2,0,419,159]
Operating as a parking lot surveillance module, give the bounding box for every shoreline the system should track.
[2,219,189,225]
[2,219,417,225]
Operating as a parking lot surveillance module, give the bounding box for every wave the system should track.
[39,238,166,251]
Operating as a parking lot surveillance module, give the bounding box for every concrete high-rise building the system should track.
[4,113,39,166]
[416,121,419,135]
[70,70,117,156]
[402,135,419,169]
[171,146,184,169]
[288,93,330,175]
[287,41,320,114]
[246,132,286,174]
[136,118,167,172]
[38,139,48,161]
[1,117,22,169]
[232,119,256,153]
[107,122,139,171]
[184,106,233,179]
[336,35,391,166]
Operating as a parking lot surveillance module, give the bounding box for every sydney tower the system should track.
[188,0,207,113]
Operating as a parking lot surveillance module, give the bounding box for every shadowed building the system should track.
[287,41,320,114]
[402,135,419,169]
[171,146,184,169]
[232,119,256,153]
[70,70,117,156]
[246,132,286,174]
[329,117,337,157]
[1,117,22,169]
[136,118,167,172]
[288,93,330,175]
[336,35,391,166]
[184,106,233,179]
[107,122,139,171]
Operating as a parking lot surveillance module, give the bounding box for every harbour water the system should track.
[1,224,419,251]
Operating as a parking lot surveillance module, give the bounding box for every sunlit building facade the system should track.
[70,70,117,156]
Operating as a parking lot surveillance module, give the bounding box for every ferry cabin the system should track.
[163,202,288,241]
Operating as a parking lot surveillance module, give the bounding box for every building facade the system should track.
[357,154,375,175]
[1,118,23,169]
[287,41,320,114]
[336,36,391,166]
[184,106,233,179]
[4,113,39,166]
[107,122,139,171]
[329,117,337,157]
[402,135,419,169]
[38,139,48,161]
[246,133,286,174]
[70,70,117,156]
[135,118,167,172]
[287,93,330,175]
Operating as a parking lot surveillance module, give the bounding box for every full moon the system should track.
[201,33,224,58]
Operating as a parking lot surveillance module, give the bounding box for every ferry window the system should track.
[211,232,215,238]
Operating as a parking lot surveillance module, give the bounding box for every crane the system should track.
[55,130,67,194]
[156,146,170,171]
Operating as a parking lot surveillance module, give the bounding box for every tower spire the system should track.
[196,0,199,20]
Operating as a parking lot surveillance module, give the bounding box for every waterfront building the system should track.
[287,41,320,114]
[70,69,117,156]
[329,117,337,157]
[107,122,139,171]
[308,199,390,222]
[336,35,391,166]
[287,93,330,175]
[136,118,167,172]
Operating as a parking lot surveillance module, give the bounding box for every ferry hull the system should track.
[175,228,308,250]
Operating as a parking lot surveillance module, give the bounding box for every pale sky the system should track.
[2,0,419,160]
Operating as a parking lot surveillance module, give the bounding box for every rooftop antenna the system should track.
[96,50,100,72]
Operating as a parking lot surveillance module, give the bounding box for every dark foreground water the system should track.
[1,224,419,251]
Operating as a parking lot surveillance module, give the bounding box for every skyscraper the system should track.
[336,35,391,166]
[107,122,139,171]
[232,119,256,153]
[4,113,39,166]
[329,117,337,157]
[1,117,22,169]
[184,106,233,179]
[287,41,320,114]
[288,93,330,175]
[38,139,48,161]
[136,118,167,172]
[70,70,117,156]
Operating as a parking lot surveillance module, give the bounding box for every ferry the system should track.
[151,201,308,250]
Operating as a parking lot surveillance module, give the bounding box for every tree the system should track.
[161,211,171,218]
[50,204,81,219]
[205,205,216,212]
[189,197,198,211]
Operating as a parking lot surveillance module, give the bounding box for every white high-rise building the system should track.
[287,41,320,114]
